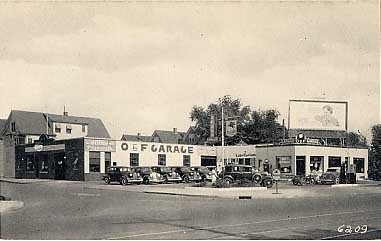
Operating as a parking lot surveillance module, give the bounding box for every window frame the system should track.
[89,151,101,173]
[158,154,166,166]
[183,155,191,167]
[130,153,139,167]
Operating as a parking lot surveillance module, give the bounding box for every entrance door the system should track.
[54,153,66,180]
[296,156,306,176]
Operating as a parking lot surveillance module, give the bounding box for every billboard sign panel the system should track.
[289,100,347,131]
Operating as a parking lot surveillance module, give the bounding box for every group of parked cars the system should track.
[102,165,214,185]
[102,164,276,188]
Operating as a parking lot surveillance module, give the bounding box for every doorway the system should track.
[54,152,66,180]
[296,156,306,176]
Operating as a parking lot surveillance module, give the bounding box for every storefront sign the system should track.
[85,139,116,152]
[235,153,256,158]
[26,144,65,153]
[120,142,194,154]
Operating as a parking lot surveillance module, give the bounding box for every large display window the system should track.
[276,156,292,173]
[310,156,324,172]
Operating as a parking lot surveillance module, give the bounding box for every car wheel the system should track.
[163,176,168,184]
[292,179,299,185]
[253,174,262,184]
[143,177,150,185]
[104,177,110,185]
[121,178,128,186]
[263,178,273,188]
[183,175,190,183]
[224,178,233,185]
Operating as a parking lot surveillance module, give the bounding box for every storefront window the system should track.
[158,154,166,166]
[354,158,365,173]
[183,155,191,167]
[26,155,35,172]
[310,156,324,172]
[328,156,341,168]
[276,156,292,173]
[73,153,79,170]
[40,160,48,172]
[130,153,139,166]
[89,151,100,172]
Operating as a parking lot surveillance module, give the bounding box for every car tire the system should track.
[163,176,168,184]
[263,178,273,188]
[143,177,150,185]
[121,178,128,186]
[253,174,262,184]
[224,178,233,185]
[104,177,110,185]
[183,175,190,183]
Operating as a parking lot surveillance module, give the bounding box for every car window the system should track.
[162,167,171,172]
[233,166,239,172]
[225,166,232,172]
[242,166,252,172]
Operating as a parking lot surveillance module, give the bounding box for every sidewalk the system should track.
[0,178,83,185]
[86,183,319,199]
[0,201,24,213]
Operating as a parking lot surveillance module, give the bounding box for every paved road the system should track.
[1,181,381,239]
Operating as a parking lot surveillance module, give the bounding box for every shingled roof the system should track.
[0,119,7,137]
[121,134,152,142]
[151,129,186,144]
[1,110,110,139]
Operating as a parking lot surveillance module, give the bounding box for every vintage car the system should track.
[191,166,213,182]
[320,167,341,185]
[173,166,202,183]
[219,165,273,188]
[102,166,143,185]
[152,166,182,183]
[136,166,165,185]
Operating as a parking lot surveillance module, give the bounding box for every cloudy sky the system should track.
[0,1,379,140]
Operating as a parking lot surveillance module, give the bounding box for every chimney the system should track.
[63,106,68,116]
[137,133,141,136]
[173,128,177,134]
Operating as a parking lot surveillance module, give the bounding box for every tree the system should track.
[189,95,284,145]
[371,124,381,168]
[346,131,367,147]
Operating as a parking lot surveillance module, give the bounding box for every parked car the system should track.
[136,166,164,185]
[152,166,182,183]
[320,167,341,185]
[219,165,273,188]
[191,166,213,182]
[102,166,143,185]
[173,166,202,183]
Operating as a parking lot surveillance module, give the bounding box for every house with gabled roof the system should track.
[121,133,151,142]
[151,128,186,144]
[1,110,110,144]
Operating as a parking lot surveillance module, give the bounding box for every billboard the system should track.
[289,100,348,131]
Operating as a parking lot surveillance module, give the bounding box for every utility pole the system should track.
[222,105,224,164]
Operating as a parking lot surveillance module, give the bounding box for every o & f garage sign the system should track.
[120,142,194,154]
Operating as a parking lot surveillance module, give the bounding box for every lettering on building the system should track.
[120,142,194,154]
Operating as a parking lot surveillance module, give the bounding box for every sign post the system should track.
[272,169,281,194]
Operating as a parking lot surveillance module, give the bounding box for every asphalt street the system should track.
[1,181,381,240]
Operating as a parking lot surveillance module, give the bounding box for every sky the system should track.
[0,1,379,141]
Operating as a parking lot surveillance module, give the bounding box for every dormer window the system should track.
[11,122,16,132]
[55,123,61,133]
[66,124,72,134]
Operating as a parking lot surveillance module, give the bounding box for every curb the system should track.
[0,201,24,213]
[0,179,30,184]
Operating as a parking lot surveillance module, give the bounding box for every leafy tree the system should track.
[189,95,284,145]
[346,131,367,147]
[371,124,381,168]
